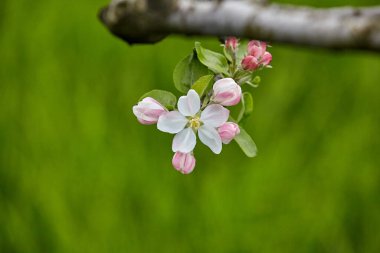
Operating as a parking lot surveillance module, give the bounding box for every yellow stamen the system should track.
[189,117,201,130]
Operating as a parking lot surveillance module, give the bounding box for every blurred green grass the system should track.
[1,0,380,252]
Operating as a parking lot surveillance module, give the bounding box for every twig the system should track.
[99,0,380,52]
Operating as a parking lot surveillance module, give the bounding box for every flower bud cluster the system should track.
[133,78,242,174]
[132,38,272,175]
[241,40,272,71]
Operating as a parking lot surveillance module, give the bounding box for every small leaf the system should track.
[243,92,254,118]
[173,51,209,93]
[223,46,233,62]
[195,42,229,75]
[234,127,257,157]
[245,75,261,88]
[237,92,254,122]
[252,76,261,85]
[139,90,177,110]
[191,74,214,97]
[236,40,248,63]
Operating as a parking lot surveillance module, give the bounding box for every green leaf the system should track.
[245,76,261,88]
[252,76,261,85]
[173,51,209,93]
[234,127,257,158]
[243,92,254,118]
[191,74,214,97]
[236,40,248,63]
[139,90,177,110]
[237,92,254,122]
[223,46,233,62]
[195,42,229,75]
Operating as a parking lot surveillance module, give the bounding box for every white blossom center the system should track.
[188,116,201,130]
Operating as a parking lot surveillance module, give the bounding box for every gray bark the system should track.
[99,0,380,52]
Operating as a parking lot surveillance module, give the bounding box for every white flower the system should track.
[157,89,229,154]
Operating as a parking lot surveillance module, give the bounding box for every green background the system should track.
[1,0,379,252]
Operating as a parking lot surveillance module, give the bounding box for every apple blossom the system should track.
[212,78,242,106]
[248,40,267,58]
[133,39,267,174]
[218,122,240,144]
[132,97,167,124]
[157,89,229,154]
[225,37,239,51]
[242,40,272,70]
[241,55,259,71]
[172,152,196,174]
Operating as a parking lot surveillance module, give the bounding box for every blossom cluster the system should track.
[133,38,272,174]
[242,40,272,70]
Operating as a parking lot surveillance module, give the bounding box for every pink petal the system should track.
[259,41,267,53]
[261,52,272,65]
[213,78,237,93]
[172,152,196,174]
[132,97,167,125]
[241,55,259,71]
[212,78,241,106]
[218,122,240,144]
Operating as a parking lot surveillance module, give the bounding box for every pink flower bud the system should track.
[261,52,272,66]
[212,78,242,106]
[172,152,196,174]
[218,122,240,144]
[245,40,272,68]
[241,55,259,71]
[132,97,167,125]
[225,37,239,51]
[248,40,266,58]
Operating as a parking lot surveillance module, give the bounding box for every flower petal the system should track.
[178,89,200,116]
[241,55,259,71]
[198,125,222,154]
[200,104,229,128]
[261,52,272,65]
[172,128,197,153]
[132,97,167,125]
[157,111,188,134]
[213,78,237,92]
[212,78,242,106]
[172,152,196,174]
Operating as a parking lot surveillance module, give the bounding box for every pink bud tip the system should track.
[225,37,239,50]
[132,97,167,125]
[248,40,267,58]
[218,122,240,144]
[244,40,272,69]
[212,78,242,106]
[261,52,272,66]
[172,152,196,174]
[241,55,259,71]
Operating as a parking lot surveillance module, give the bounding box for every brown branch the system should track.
[99,0,380,52]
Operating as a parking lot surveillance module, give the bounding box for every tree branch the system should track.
[99,0,380,51]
